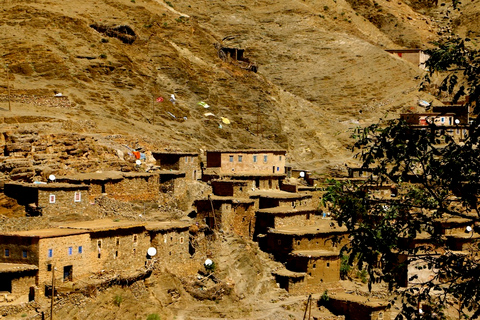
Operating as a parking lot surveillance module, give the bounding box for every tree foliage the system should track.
[323,38,480,319]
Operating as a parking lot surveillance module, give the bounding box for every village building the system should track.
[264,222,349,261]
[203,150,286,190]
[4,182,90,216]
[145,221,192,274]
[55,171,160,202]
[0,263,37,305]
[194,195,256,238]
[0,220,157,301]
[385,48,429,69]
[151,151,201,181]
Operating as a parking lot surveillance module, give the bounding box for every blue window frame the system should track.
[229,155,234,162]
[4,249,9,257]
[263,155,268,163]
[253,155,257,163]
[22,250,27,258]
[48,249,53,258]
[78,246,83,254]
[68,247,73,255]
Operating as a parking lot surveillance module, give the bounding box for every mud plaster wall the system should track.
[37,233,91,287]
[287,255,340,286]
[259,197,312,209]
[0,236,40,266]
[150,229,191,275]
[178,155,201,180]
[38,189,89,216]
[108,175,159,202]
[274,213,315,229]
[209,151,285,174]
[0,272,36,305]
[88,229,150,274]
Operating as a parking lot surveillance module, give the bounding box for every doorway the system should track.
[63,265,73,282]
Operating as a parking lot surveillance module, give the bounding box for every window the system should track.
[263,155,268,163]
[185,156,189,163]
[279,156,282,161]
[4,249,9,257]
[78,246,83,254]
[253,155,257,163]
[114,251,118,259]
[97,240,102,249]
[116,237,120,246]
[229,155,234,162]
[47,264,52,271]
[22,250,27,258]
[238,155,243,162]
[297,240,300,245]
[441,117,445,123]
[68,247,73,256]
[326,262,330,267]
[277,167,280,172]
[49,194,56,204]
[180,237,184,244]
[48,249,53,258]
[313,263,316,269]
[74,192,81,202]
[133,235,138,243]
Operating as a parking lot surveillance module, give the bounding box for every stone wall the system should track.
[327,296,391,320]
[0,236,40,265]
[150,229,191,274]
[207,151,286,174]
[37,233,91,287]
[88,229,150,274]
[107,175,159,202]
[221,202,256,238]
[38,188,89,216]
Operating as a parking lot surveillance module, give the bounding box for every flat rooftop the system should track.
[5,182,89,190]
[269,221,348,235]
[206,149,286,153]
[0,263,38,273]
[289,250,339,258]
[2,228,88,238]
[256,206,317,215]
[249,190,312,199]
[58,219,145,232]
[145,221,191,232]
[329,293,390,309]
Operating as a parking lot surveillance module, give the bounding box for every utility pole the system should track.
[302,294,312,320]
[50,266,55,320]
[5,64,11,111]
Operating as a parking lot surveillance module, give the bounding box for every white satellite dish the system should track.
[135,160,142,165]
[466,226,473,233]
[147,247,157,257]
[455,119,460,124]
[204,258,213,266]
[299,172,305,178]
[48,174,56,182]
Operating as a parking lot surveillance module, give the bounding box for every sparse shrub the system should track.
[100,53,107,59]
[320,290,329,304]
[357,269,368,283]
[131,0,136,3]
[323,5,329,10]
[101,38,109,43]
[21,314,27,318]
[146,314,161,320]
[163,22,168,28]
[165,1,173,7]
[113,294,123,307]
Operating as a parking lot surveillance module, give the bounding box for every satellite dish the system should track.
[299,172,305,178]
[147,247,157,257]
[466,226,473,233]
[135,160,142,165]
[204,258,213,266]
[455,119,460,124]
[48,174,56,182]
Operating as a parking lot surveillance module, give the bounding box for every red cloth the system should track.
[156,96,164,102]
[133,151,141,159]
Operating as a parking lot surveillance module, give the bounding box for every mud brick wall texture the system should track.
[221,203,256,238]
[150,229,190,273]
[38,189,89,216]
[105,176,160,202]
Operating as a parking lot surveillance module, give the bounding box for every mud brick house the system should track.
[146,221,192,274]
[56,171,160,202]
[386,48,429,69]
[4,182,90,216]
[264,222,349,261]
[195,195,256,238]
[152,151,201,181]
[0,263,37,305]
[0,220,151,300]
[254,206,317,238]
[210,179,250,197]
[325,293,391,320]
[203,149,286,190]
[250,190,313,210]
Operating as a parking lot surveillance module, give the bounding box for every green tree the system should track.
[323,37,480,319]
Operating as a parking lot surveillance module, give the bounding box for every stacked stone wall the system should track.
[38,189,89,216]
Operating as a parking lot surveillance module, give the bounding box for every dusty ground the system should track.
[1,0,480,318]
